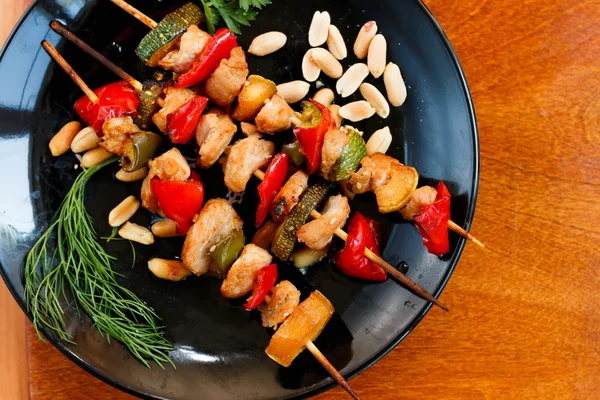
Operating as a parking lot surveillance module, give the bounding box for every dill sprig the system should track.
[24,157,174,368]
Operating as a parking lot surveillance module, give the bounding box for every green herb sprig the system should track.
[24,158,174,368]
[200,0,271,34]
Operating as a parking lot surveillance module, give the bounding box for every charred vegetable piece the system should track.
[151,170,204,235]
[136,2,205,66]
[329,127,367,181]
[232,75,277,122]
[414,181,451,256]
[134,80,165,130]
[282,141,306,168]
[167,96,209,144]
[374,163,419,213]
[252,220,276,249]
[121,132,162,172]
[176,28,238,88]
[74,81,139,134]
[290,246,327,269]
[294,100,335,175]
[209,229,246,279]
[265,290,334,367]
[244,263,278,311]
[271,180,332,260]
[256,153,289,227]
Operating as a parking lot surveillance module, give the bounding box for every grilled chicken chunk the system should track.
[240,122,261,136]
[195,110,237,168]
[100,116,140,155]
[297,195,350,250]
[182,199,243,276]
[221,135,275,193]
[271,170,309,222]
[141,148,191,213]
[204,46,248,107]
[152,87,196,134]
[258,281,301,328]
[399,185,438,221]
[320,128,349,177]
[255,94,295,134]
[158,25,211,74]
[220,244,273,298]
[347,153,398,194]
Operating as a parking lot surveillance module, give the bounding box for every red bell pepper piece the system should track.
[74,81,139,135]
[256,153,289,227]
[150,170,204,235]
[166,96,208,144]
[175,28,238,88]
[414,181,451,256]
[244,263,278,311]
[293,99,335,175]
[335,212,387,281]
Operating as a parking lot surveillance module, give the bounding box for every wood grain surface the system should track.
[1,0,599,399]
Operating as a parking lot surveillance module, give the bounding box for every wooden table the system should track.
[1,0,599,398]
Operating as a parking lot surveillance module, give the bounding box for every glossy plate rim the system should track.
[0,1,479,399]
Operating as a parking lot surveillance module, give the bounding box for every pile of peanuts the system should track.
[49,120,150,181]
[248,11,409,156]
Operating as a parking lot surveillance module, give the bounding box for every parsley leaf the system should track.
[200,0,270,35]
[239,0,271,11]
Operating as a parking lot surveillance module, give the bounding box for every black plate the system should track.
[0,0,478,399]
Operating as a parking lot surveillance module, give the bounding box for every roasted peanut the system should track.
[71,126,100,153]
[338,101,376,122]
[366,127,393,156]
[118,222,154,245]
[80,147,113,168]
[277,81,310,104]
[336,63,369,98]
[354,21,378,59]
[360,83,390,118]
[311,48,343,79]
[308,11,331,47]
[248,31,287,56]
[328,104,343,128]
[148,258,191,281]
[367,34,387,78]
[302,49,321,82]
[327,25,347,60]
[108,195,140,227]
[384,62,408,107]
[313,88,335,107]
[115,166,149,182]
[49,121,81,156]
[151,219,178,238]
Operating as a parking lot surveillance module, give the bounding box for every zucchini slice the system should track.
[271,180,332,260]
[133,79,164,130]
[329,127,367,181]
[135,2,205,66]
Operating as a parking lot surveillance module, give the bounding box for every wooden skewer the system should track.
[252,170,448,312]
[51,21,143,93]
[49,24,166,108]
[306,341,360,400]
[110,0,157,29]
[448,220,485,248]
[42,41,99,104]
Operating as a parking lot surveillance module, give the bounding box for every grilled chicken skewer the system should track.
[48,24,446,311]
[44,33,360,400]
[108,0,483,249]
